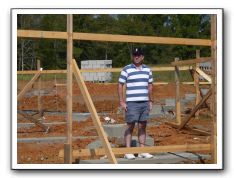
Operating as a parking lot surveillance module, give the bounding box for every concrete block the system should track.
[199,62,211,71]
[148,113,165,118]
[86,75,93,81]
[93,75,98,81]
[81,61,89,65]
[104,60,112,65]
[103,124,127,137]
[98,60,105,65]
[180,99,190,105]
[185,94,196,101]
[201,88,209,95]
[115,136,154,147]
[89,60,97,65]
[149,104,164,118]
[162,105,175,111]
[86,140,115,149]
[150,104,163,115]
[165,99,175,106]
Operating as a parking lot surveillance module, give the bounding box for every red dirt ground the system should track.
[17,81,212,164]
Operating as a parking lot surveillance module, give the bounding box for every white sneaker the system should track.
[138,153,154,159]
[124,154,136,160]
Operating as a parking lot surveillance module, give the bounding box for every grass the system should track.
[17,73,67,81]
[111,70,193,83]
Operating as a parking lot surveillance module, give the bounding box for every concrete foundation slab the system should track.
[185,94,196,101]
[17,136,98,143]
[79,152,211,164]
[86,140,115,149]
[115,136,154,147]
[165,99,175,106]
[103,124,127,137]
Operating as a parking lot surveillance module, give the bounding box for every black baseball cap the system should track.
[132,47,144,56]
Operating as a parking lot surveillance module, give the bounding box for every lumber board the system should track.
[179,88,212,130]
[37,60,42,116]
[65,14,73,164]
[17,71,41,101]
[17,111,49,132]
[210,14,217,164]
[171,57,213,66]
[18,29,212,46]
[175,58,181,125]
[196,68,212,83]
[59,144,211,158]
[72,59,117,164]
[194,50,201,119]
[17,66,191,74]
[54,84,66,87]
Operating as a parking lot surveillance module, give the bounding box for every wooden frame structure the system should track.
[17,14,217,164]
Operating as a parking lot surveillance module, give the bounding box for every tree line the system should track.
[17,14,211,70]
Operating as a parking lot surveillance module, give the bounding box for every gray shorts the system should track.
[125,101,150,123]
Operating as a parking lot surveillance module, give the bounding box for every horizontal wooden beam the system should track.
[45,82,212,87]
[171,57,213,66]
[196,68,212,83]
[59,144,211,158]
[18,30,211,46]
[17,66,190,74]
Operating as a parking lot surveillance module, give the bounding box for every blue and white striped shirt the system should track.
[118,64,153,102]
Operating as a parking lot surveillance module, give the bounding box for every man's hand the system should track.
[120,101,127,111]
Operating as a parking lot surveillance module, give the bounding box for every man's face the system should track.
[132,54,144,65]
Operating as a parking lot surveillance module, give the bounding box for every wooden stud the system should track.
[211,14,217,164]
[17,71,41,101]
[175,58,181,125]
[72,59,117,164]
[194,50,201,119]
[17,29,212,46]
[171,57,212,66]
[64,14,73,164]
[37,60,42,116]
[59,144,211,159]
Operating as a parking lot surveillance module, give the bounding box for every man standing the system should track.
[118,47,154,160]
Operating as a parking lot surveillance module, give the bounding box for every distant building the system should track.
[81,60,112,82]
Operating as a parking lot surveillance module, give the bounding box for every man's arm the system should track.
[118,83,127,111]
[148,83,153,111]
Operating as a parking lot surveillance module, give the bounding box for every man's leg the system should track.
[138,121,154,158]
[138,121,147,147]
[124,122,135,147]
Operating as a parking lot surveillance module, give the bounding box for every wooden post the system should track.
[175,57,181,125]
[194,50,201,119]
[64,14,73,164]
[211,15,217,164]
[37,60,42,115]
[72,59,117,164]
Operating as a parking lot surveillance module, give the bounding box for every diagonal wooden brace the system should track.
[72,59,117,164]
[179,88,212,130]
[18,110,49,133]
[17,71,41,101]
